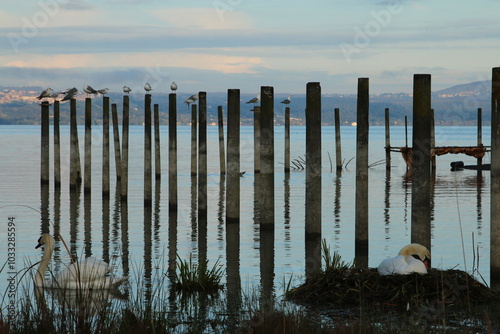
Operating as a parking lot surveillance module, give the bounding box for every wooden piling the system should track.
[411,74,432,250]
[84,98,92,194]
[154,103,161,180]
[218,105,226,175]
[477,108,483,173]
[226,89,240,224]
[111,103,121,180]
[121,95,129,200]
[355,78,369,267]
[102,96,110,197]
[430,109,436,173]
[198,92,208,218]
[191,104,198,176]
[284,106,290,173]
[334,108,342,170]
[384,107,391,170]
[53,101,61,188]
[260,86,274,228]
[491,67,500,289]
[144,94,152,206]
[40,101,50,185]
[169,94,177,211]
[254,106,261,173]
[70,98,82,189]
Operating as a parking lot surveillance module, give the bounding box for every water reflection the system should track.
[84,192,91,258]
[69,187,81,259]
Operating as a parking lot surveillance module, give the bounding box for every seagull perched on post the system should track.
[83,85,98,97]
[123,86,132,95]
[246,93,260,104]
[37,88,53,100]
[61,87,79,101]
[144,83,152,93]
[281,95,293,105]
[97,88,109,96]
[184,94,198,108]
[49,91,60,100]
[170,82,178,93]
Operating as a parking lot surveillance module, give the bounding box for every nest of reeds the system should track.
[286,267,500,310]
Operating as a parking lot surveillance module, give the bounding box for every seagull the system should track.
[49,91,60,100]
[123,86,132,94]
[97,88,109,95]
[83,85,98,97]
[170,82,178,93]
[281,95,293,105]
[144,83,152,93]
[184,94,198,108]
[61,87,79,101]
[37,88,53,100]
[246,93,260,104]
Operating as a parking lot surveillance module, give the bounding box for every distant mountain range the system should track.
[0,81,493,125]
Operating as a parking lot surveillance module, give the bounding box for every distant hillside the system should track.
[433,81,490,97]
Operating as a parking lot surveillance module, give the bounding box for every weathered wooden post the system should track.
[430,109,436,174]
[334,108,342,171]
[121,95,130,200]
[84,98,92,194]
[144,94,152,206]
[198,92,207,219]
[260,86,274,228]
[491,67,500,290]
[154,103,161,180]
[411,74,432,250]
[385,107,391,170]
[218,106,226,175]
[53,101,61,188]
[355,78,369,267]
[70,98,82,189]
[284,106,290,173]
[40,101,50,185]
[191,104,198,176]
[254,106,261,173]
[477,108,483,173]
[111,103,121,180]
[305,82,322,276]
[102,96,110,197]
[226,89,240,224]
[169,93,177,211]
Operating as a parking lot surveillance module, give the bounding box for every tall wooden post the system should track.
[121,95,130,200]
[477,108,483,173]
[218,106,226,175]
[53,101,61,188]
[191,104,198,176]
[411,74,432,250]
[154,103,161,180]
[198,92,207,218]
[226,89,240,224]
[40,101,50,185]
[144,94,152,206]
[70,98,82,189]
[490,67,500,289]
[334,108,342,170]
[260,86,274,228]
[284,106,290,173]
[355,78,369,267]
[102,96,110,197]
[111,103,121,180]
[84,98,92,194]
[254,106,261,173]
[169,94,177,211]
[385,107,391,170]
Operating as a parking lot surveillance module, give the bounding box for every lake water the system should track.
[0,124,492,313]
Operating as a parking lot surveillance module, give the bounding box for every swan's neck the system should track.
[36,243,53,287]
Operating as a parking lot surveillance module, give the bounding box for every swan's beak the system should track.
[35,237,42,249]
[423,257,431,269]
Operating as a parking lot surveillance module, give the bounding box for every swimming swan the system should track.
[377,243,431,276]
[35,234,126,289]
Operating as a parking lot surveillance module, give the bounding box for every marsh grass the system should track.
[173,253,224,293]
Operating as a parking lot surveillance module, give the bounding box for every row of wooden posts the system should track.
[40,68,500,285]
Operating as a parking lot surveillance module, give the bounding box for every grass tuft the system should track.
[172,253,224,294]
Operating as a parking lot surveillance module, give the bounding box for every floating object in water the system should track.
[450,160,491,171]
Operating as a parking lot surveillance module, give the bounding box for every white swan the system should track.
[35,234,126,289]
[377,243,431,276]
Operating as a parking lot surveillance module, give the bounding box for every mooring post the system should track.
[154,103,161,180]
[218,105,226,175]
[54,101,61,188]
[305,82,322,276]
[254,106,261,173]
[385,107,391,170]
[121,95,129,200]
[111,103,121,180]
[191,104,198,176]
[260,86,274,228]
[477,108,483,174]
[40,101,50,185]
[411,74,432,250]
[144,94,152,206]
[198,92,208,219]
[355,78,369,267]
[70,98,82,189]
[490,67,500,290]
[169,94,177,211]
[334,108,342,171]
[84,98,92,194]
[285,106,290,173]
[226,89,240,224]
[103,96,110,197]
[430,109,436,174]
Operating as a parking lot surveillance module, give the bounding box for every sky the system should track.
[0,0,499,95]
